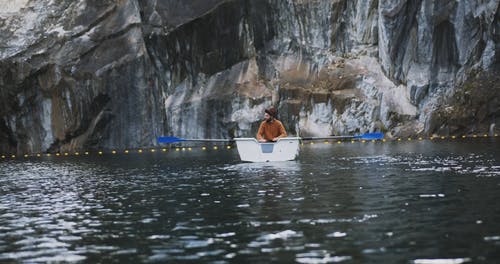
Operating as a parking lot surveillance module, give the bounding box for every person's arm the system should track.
[273,121,287,141]
[256,122,267,142]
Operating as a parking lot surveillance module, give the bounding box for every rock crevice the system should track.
[0,0,499,154]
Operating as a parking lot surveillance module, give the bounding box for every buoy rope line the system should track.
[1,134,498,160]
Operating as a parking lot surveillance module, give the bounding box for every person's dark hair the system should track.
[265,107,278,118]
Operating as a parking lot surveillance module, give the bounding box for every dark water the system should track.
[1,139,500,263]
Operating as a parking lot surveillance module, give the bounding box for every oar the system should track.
[354,132,384,140]
[301,132,384,141]
[157,136,232,144]
[158,132,384,144]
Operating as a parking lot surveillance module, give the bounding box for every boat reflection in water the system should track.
[234,137,301,162]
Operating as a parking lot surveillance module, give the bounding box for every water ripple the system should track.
[1,141,499,262]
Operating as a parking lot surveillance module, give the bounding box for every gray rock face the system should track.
[0,0,499,154]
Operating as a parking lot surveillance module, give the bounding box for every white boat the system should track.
[158,133,383,163]
[234,137,301,162]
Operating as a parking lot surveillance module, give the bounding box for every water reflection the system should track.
[0,140,499,263]
[224,160,302,173]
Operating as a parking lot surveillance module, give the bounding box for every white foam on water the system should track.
[484,236,500,241]
[261,247,282,253]
[247,230,302,248]
[261,230,301,240]
[35,241,71,248]
[401,153,500,178]
[419,194,445,198]
[215,232,235,238]
[27,254,87,263]
[296,254,352,264]
[298,214,378,225]
[314,219,337,224]
[472,167,487,173]
[195,249,225,257]
[352,155,401,164]
[147,235,171,240]
[57,235,82,242]
[326,232,347,238]
[184,238,214,249]
[140,218,155,223]
[259,220,292,226]
[413,258,472,264]
[411,167,451,172]
[362,247,387,254]
[147,253,169,262]
[305,243,321,248]
[112,249,137,255]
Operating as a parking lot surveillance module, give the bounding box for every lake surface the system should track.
[1,139,500,263]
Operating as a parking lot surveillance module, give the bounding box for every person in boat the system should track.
[257,107,287,142]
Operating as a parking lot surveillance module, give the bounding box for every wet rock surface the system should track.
[0,0,499,154]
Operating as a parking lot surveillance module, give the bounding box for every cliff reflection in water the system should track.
[0,139,500,263]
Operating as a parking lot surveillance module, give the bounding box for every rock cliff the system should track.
[0,0,499,154]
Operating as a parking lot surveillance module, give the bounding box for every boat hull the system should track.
[234,137,301,162]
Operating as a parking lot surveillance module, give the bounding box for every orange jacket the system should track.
[256,119,287,141]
